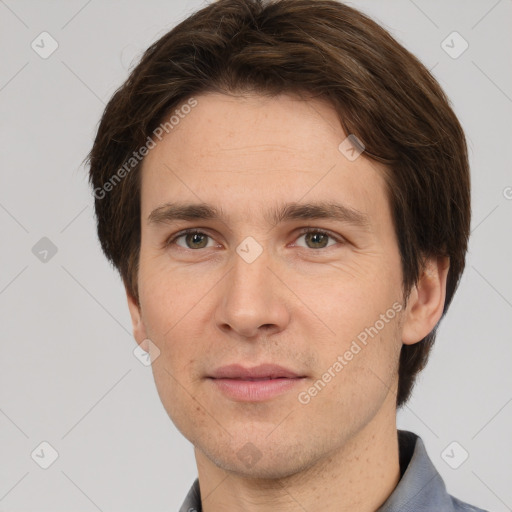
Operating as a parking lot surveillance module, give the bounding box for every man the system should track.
[87,0,487,510]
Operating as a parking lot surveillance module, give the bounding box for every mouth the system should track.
[207,364,306,402]
[208,363,304,380]
[234,377,284,381]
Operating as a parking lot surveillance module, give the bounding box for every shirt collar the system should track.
[376,430,454,511]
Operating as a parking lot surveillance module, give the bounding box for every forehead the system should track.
[140,92,390,226]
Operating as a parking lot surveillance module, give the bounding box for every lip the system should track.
[208,363,302,380]
[207,364,306,402]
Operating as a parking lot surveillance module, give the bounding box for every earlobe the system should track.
[125,286,149,351]
[401,256,450,346]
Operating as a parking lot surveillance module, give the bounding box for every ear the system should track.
[401,256,450,345]
[125,286,150,352]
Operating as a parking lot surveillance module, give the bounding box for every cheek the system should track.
[302,318,401,425]
[138,254,199,337]
[294,271,403,391]
[139,269,203,430]
[292,262,399,339]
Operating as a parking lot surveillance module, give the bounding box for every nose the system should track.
[215,245,290,339]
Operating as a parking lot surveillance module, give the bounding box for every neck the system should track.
[195,398,401,512]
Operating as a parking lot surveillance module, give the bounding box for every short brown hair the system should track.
[87,0,471,408]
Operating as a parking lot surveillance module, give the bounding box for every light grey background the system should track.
[1,0,511,510]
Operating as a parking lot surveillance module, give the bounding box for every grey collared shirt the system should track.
[179,430,488,511]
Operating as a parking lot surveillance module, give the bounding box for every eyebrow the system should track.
[147,201,371,230]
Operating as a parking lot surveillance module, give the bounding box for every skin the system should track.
[126,92,449,511]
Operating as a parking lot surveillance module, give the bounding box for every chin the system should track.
[201,437,317,480]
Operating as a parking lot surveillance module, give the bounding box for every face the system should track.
[128,92,421,479]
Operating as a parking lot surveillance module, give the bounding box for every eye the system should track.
[167,229,217,250]
[294,228,342,249]
[165,227,344,251]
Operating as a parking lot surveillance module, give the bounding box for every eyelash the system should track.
[164,227,345,250]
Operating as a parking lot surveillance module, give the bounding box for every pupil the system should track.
[307,232,327,248]
[188,233,207,248]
